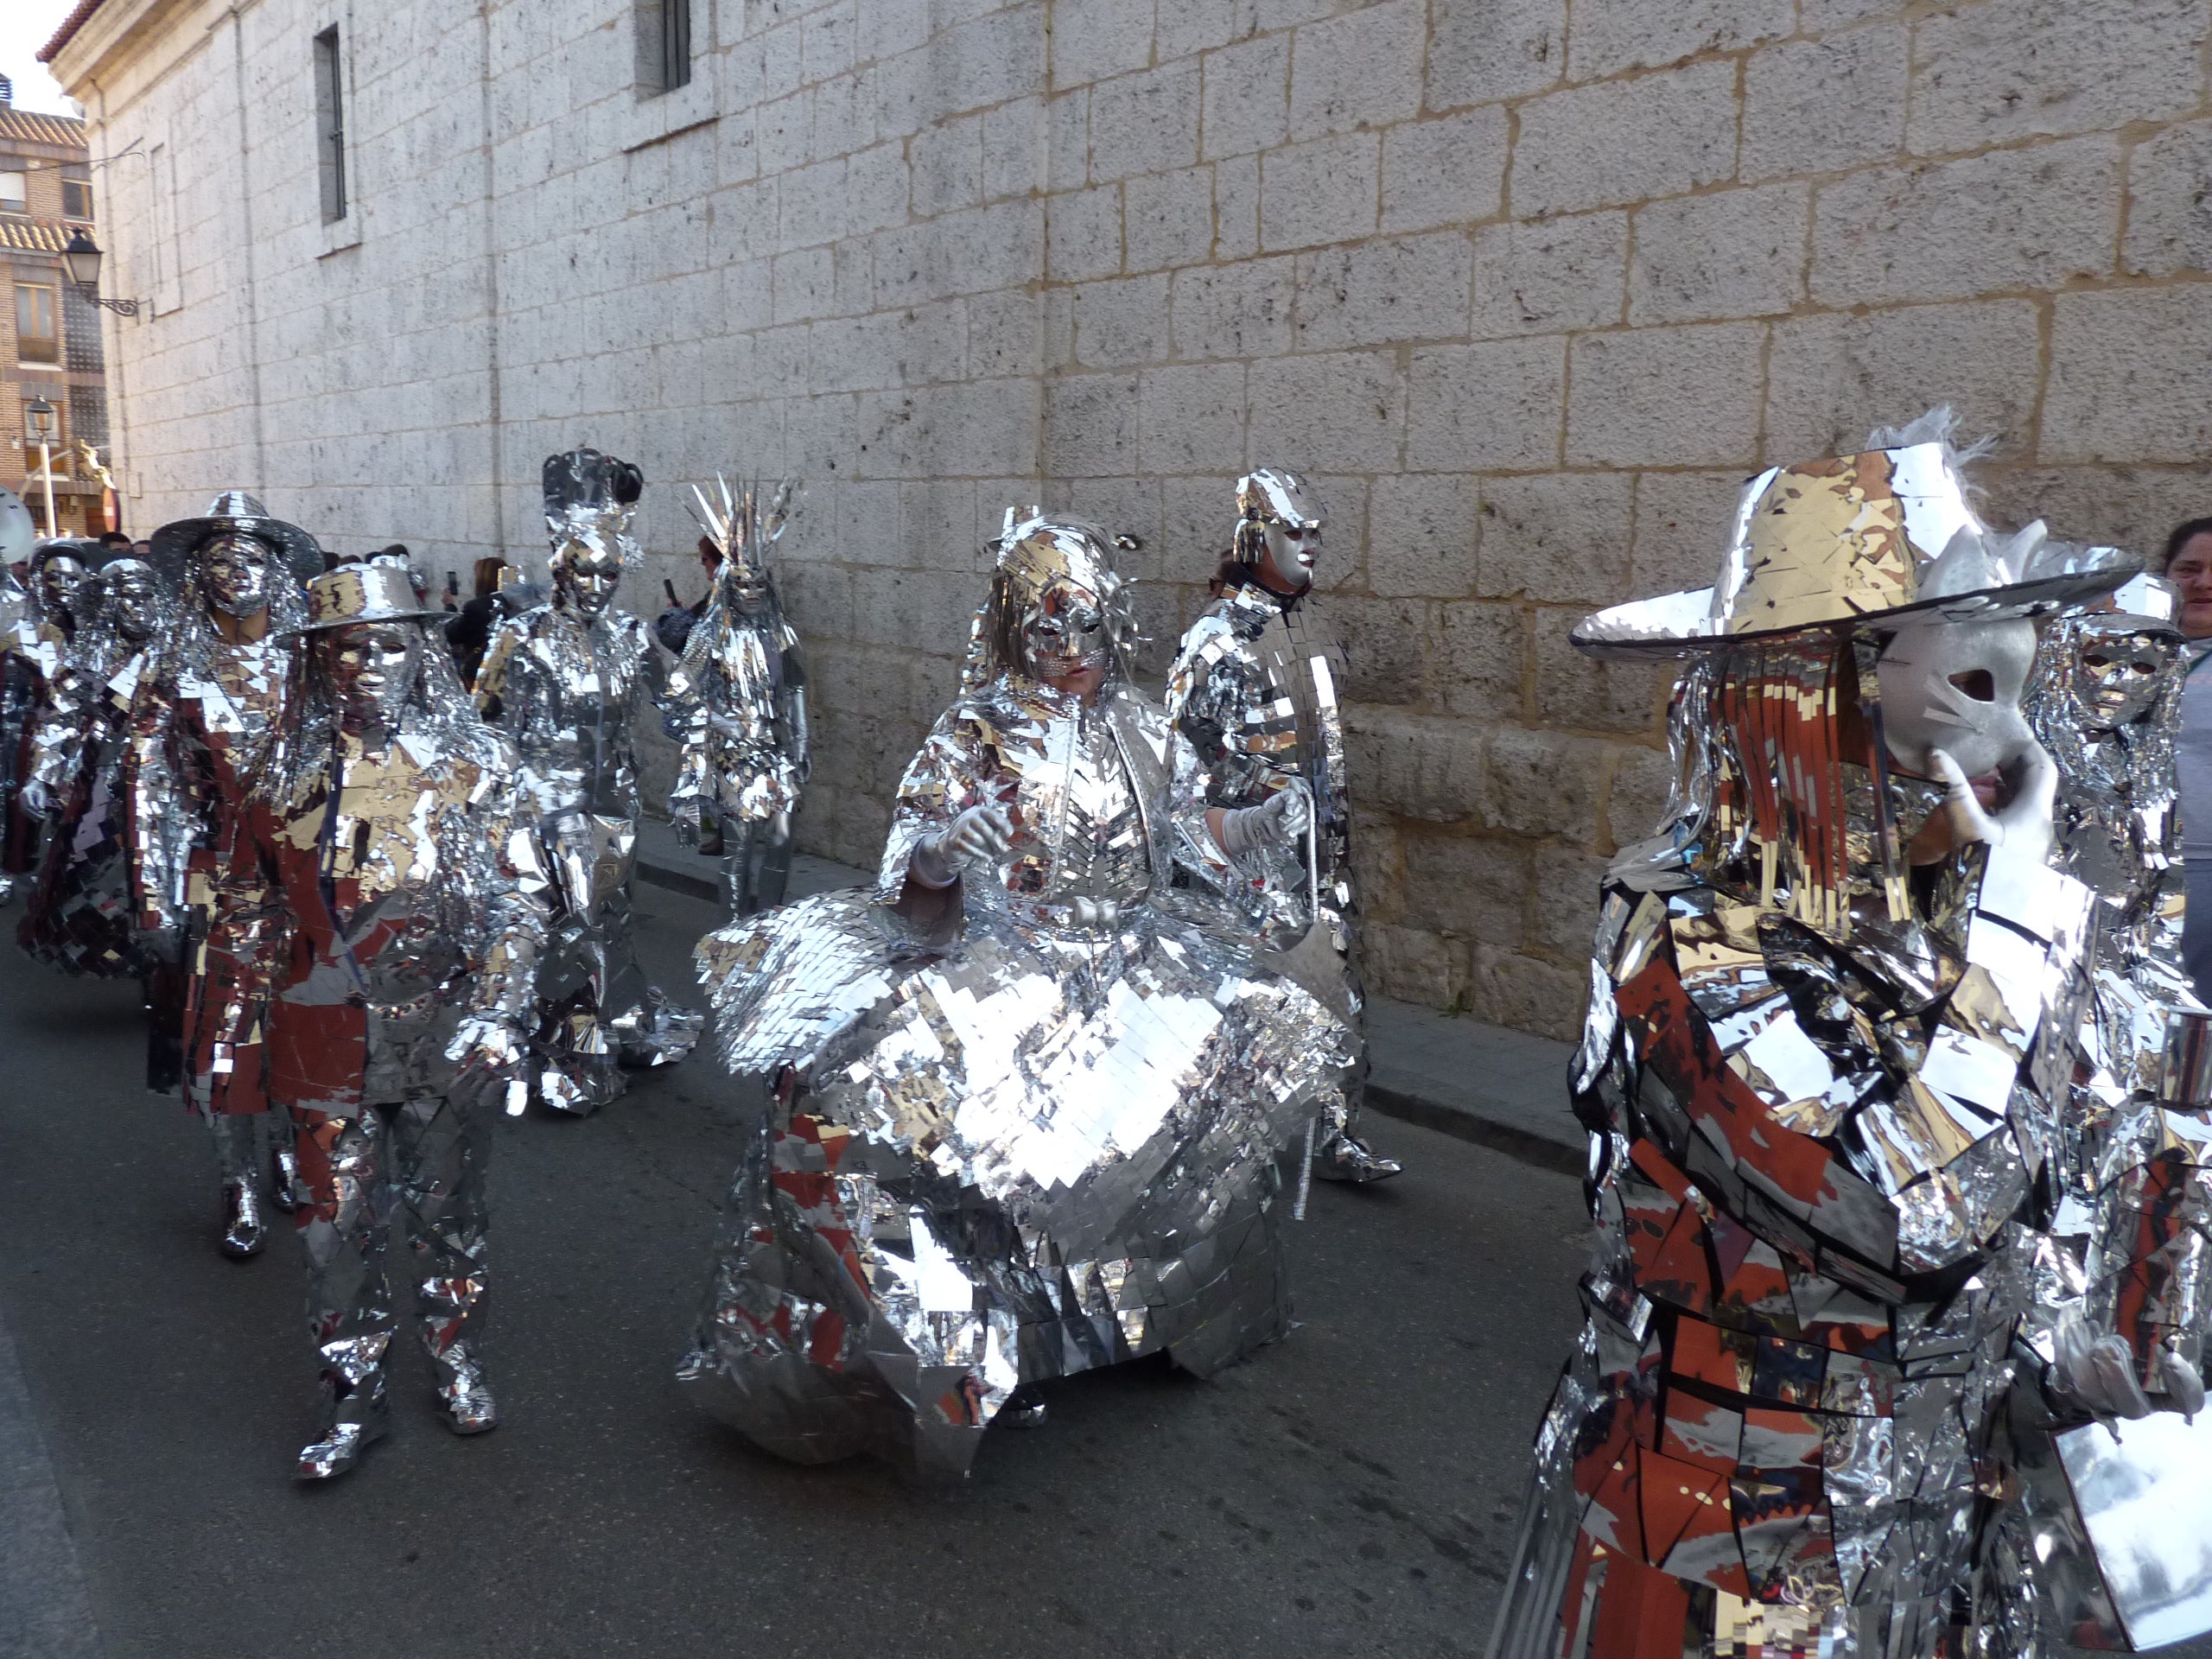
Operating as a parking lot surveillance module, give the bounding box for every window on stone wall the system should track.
[61,170,92,221]
[15,284,58,366]
[313,26,348,224]
[0,170,25,215]
[640,0,692,95]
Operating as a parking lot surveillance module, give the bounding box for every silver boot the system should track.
[430,1340,499,1436]
[296,1381,390,1481]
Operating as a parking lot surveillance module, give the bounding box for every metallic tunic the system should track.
[663,605,807,830]
[124,627,299,1113]
[683,676,1355,1478]
[474,603,662,820]
[1165,581,1354,947]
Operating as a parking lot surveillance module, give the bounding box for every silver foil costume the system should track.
[18,548,176,980]
[3,539,97,887]
[664,476,810,917]
[0,486,43,906]
[125,493,319,1257]
[1165,468,1398,1184]
[1488,423,2212,1659]
[240,557,548,1479]
[474,448,703,1114]
[681,514,1355,1480]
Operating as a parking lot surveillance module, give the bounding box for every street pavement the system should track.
[0,880,1592,1659]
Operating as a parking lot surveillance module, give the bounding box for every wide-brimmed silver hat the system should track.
[1573,442,2138,660]
[283,558,443,637]
[149,491,323,585]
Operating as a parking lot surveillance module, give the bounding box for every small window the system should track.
[61,175,92,220]
[642,0,692,94]
[0,171,25,215]
[15,284,58,365]
[313,27,347,224]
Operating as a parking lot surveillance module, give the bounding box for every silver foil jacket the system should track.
[475,600,703,1110]
[681,669,1355,1480]
[19,566,177,976]
[121,554,308,1116]
[1489,435,2212,1659]
[663,477,810,917]
[246,598,550,1450]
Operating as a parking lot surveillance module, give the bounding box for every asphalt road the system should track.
[0,882,1591,1659]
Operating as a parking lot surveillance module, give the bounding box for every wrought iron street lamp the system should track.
[60,230,141,317]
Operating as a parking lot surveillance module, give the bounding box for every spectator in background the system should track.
[2166,517,2212,998]
[444,555,515,687]
[652,536,722,658]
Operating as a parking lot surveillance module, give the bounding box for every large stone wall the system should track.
[51,0,2212,1037]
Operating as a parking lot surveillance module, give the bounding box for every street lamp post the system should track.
[60,231,141,318]
[24,398,58,538]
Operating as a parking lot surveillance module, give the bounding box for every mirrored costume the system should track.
[238,558,548,1479]
[125,493,319,1256]
[474,448,703,1114]
[0,487,45,906]
[1489,427,2212,1659]
[1166,469,1397,1183]
[2,540,99,884]
[19,550,175,980]
[664,476,809,917]
[681,515,1356,1480]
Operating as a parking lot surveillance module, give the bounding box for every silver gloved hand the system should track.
[1928,743,2058,861]
[910,805,1014,888]
[18,778,53,818]
[2050,1306,2156,1421]
[1217,780,1312,859]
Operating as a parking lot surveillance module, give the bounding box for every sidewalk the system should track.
[632,818,1585,1176]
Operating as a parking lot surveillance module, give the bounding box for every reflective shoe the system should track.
[432,1343,500,1436]
[1312,1131,1402,1184]
[296,1396,390,1481]
[270,1147,302,1214]
[219,1179,267,1257]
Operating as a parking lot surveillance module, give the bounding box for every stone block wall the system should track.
[52,0,2212,1038]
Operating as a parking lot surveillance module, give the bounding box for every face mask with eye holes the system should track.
[1021,588,1108,680]
[2069,626,2175,733]
[1875,614,2040,780]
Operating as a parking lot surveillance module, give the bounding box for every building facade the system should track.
[0,73,112,540]
[41,0,2212,1035]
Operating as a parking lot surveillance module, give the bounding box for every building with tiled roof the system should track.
[0,73,111,537]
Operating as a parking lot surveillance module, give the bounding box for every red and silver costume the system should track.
[1490,426,2212,1659]
[241,557,548,1479]
[124,493,319,1256]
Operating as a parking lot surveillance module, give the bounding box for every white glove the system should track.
[1928,743,2056,861]
[910,805,1014,888]
[18,778,52,818]
[2050,1306,2155,1421]
[1217,781,1312,859]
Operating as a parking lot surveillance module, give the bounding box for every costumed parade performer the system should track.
[663,474,809,918]
[18,547,181,1000]
[1165,467,1398,1184]
[3,538,99,884]
[680,512,1356,1480]
[473,448,702,1114]
[1487,417,2212,1659]
[238,557,548,1479]
[124,493,319,1255]
[0,486,33,904]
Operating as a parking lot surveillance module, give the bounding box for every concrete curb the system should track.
[630,817,1587,1178]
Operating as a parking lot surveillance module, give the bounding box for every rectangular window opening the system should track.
[645,0,692,94]
[0,169,25,215]
[16,283,59,366]
[61,171,92,220]
[313,27,347,224]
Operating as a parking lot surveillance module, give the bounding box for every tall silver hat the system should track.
[148,490,324,584]
[1573,441,2138,659]
[0,486,35,567]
